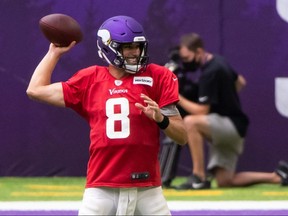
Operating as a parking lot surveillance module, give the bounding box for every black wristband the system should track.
[157,115,170,130]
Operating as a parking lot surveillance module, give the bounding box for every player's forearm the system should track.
[178,96,209,115]
[163,116,187,145]
[26,51,59,98]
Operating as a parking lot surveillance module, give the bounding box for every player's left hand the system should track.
[135,93,163,122]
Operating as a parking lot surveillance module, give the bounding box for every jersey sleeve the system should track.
[155,66,179,108]
[61,67,95,116]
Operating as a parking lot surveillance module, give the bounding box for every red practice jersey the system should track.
[62,64,179,188]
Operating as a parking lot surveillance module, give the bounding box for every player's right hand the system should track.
[49,41,76,57]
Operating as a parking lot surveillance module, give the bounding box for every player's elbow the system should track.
[26,87,40,101]
[26,88,34,99]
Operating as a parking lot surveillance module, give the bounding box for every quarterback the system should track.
[27,15,187,215]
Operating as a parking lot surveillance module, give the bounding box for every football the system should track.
[39,13,83,47]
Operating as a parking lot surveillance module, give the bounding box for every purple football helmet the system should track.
[97,15,149,73]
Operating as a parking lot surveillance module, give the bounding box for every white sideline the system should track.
[168,201,288,210]
[0,201,288,211]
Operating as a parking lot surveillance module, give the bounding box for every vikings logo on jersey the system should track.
[114,80,123,86]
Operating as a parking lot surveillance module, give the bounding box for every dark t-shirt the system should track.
[178,79,199,117]
[198,55,249,137]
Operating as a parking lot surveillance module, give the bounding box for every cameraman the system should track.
[175,32,288,189]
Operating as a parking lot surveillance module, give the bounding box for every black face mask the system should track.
[182,59,201,72]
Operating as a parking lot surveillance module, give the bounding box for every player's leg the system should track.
[135,186,171,215]
[208,143,241,187]
[175,114,212,189]
[208,114,287,187]
[184,114,212,180]
[214,163,283,187]
[207,113,244,187]
[78,188,118,216]
[230,171,280,186]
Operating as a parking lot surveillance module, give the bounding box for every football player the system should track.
[26,15,187,215]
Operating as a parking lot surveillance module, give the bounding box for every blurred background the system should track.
[0,0,288,177]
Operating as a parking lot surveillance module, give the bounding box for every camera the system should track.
[164,61,179,73]
[164,46,199,116]
[164,46,181,72]
[164,46,186,87]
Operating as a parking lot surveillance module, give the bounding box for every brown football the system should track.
[39,13,83,47]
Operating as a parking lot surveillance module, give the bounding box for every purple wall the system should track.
[1,0,288,176]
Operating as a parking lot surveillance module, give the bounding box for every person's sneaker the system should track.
[275,160,288,186]
[175,174,211,190]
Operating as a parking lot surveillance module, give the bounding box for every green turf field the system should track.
[0,177,287,201]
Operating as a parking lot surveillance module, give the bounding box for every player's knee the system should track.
[183,115,196,125]
[217,178,233,187]
[183,115,204,130]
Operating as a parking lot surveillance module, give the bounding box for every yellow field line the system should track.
[11,192,83,197]
[262,191,288,196]
[164,189,223,197]
[24,184,83,190]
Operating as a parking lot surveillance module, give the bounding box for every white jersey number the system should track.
[106,98,130,139]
